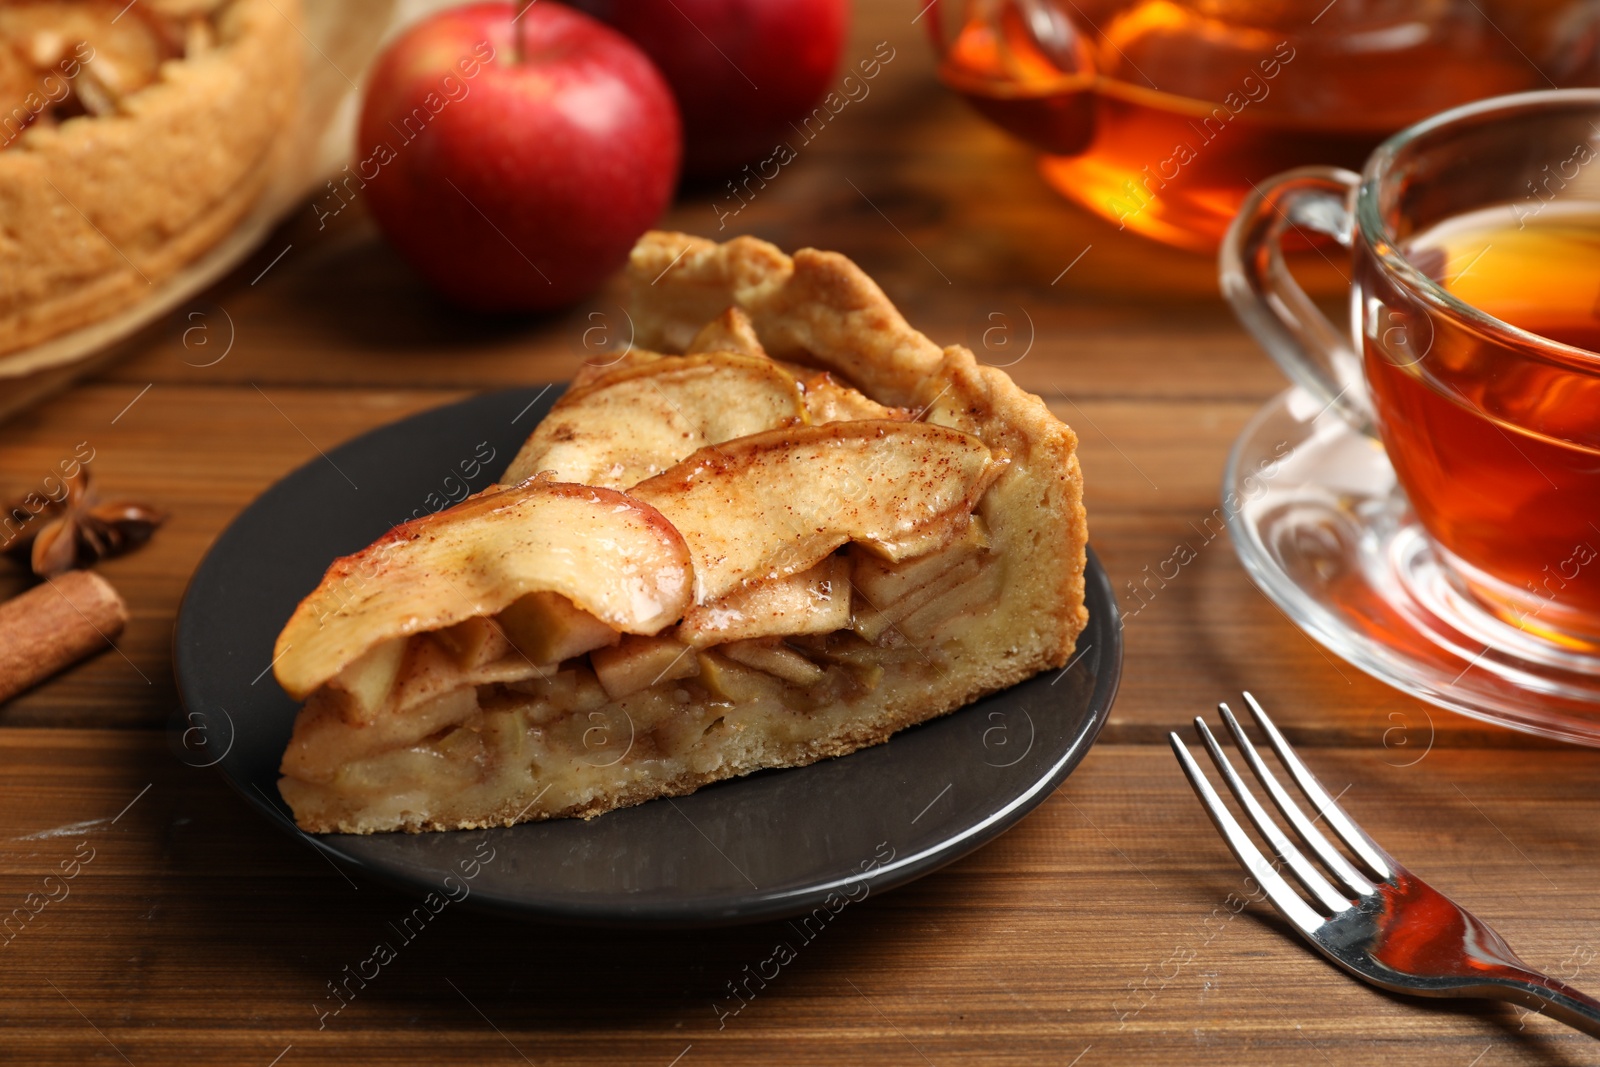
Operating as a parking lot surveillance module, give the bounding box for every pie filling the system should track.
[279,509,1005,830]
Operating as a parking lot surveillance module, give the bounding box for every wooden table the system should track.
[5,4,1600,1064]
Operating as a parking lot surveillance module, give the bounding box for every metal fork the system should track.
[1172,693,1600,1038]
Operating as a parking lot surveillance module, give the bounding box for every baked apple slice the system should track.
[629,420,1006,604]
[797,370,912,424]
[676,555,850,647]
[273,478,692,701]
[502,353,806,487]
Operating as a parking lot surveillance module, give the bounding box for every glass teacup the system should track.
[1222,90,1600,658]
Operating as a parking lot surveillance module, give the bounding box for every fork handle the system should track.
[1479,968,1600,1038]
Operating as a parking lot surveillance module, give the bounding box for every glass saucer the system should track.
[1225,387,1600,746]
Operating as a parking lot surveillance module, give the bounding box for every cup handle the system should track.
[1220,166,1375,436]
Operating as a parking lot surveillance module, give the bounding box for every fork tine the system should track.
[1192,718,1351,915]
[1219,703,1377,897]
[1242,692,1393,878]
[1168,732,1324,934]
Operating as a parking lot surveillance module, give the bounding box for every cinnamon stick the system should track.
[0,571,128,703]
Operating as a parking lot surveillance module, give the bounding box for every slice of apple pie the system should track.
[273,231,1088,833]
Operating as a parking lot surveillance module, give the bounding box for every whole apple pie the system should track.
[273,231,1089,834]
[0,0,299,355]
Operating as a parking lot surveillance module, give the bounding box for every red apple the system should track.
[571,0,849,178]
[355,2,681,311]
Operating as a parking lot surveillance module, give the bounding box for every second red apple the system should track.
[572,0,850,178]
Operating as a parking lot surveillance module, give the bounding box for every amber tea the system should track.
[1364,203,1600,637]
[935,0,1557,250]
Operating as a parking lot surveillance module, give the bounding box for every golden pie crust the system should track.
[0,0,299,356]
[274,231,1089,834]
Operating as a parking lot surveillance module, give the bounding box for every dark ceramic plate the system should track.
[173,386,1121,926]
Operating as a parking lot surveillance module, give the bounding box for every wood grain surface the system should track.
[3,2,1598,1064]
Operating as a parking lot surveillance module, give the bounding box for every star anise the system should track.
[4,467,165,577]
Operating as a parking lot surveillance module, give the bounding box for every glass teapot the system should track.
[927,0,1600,250]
